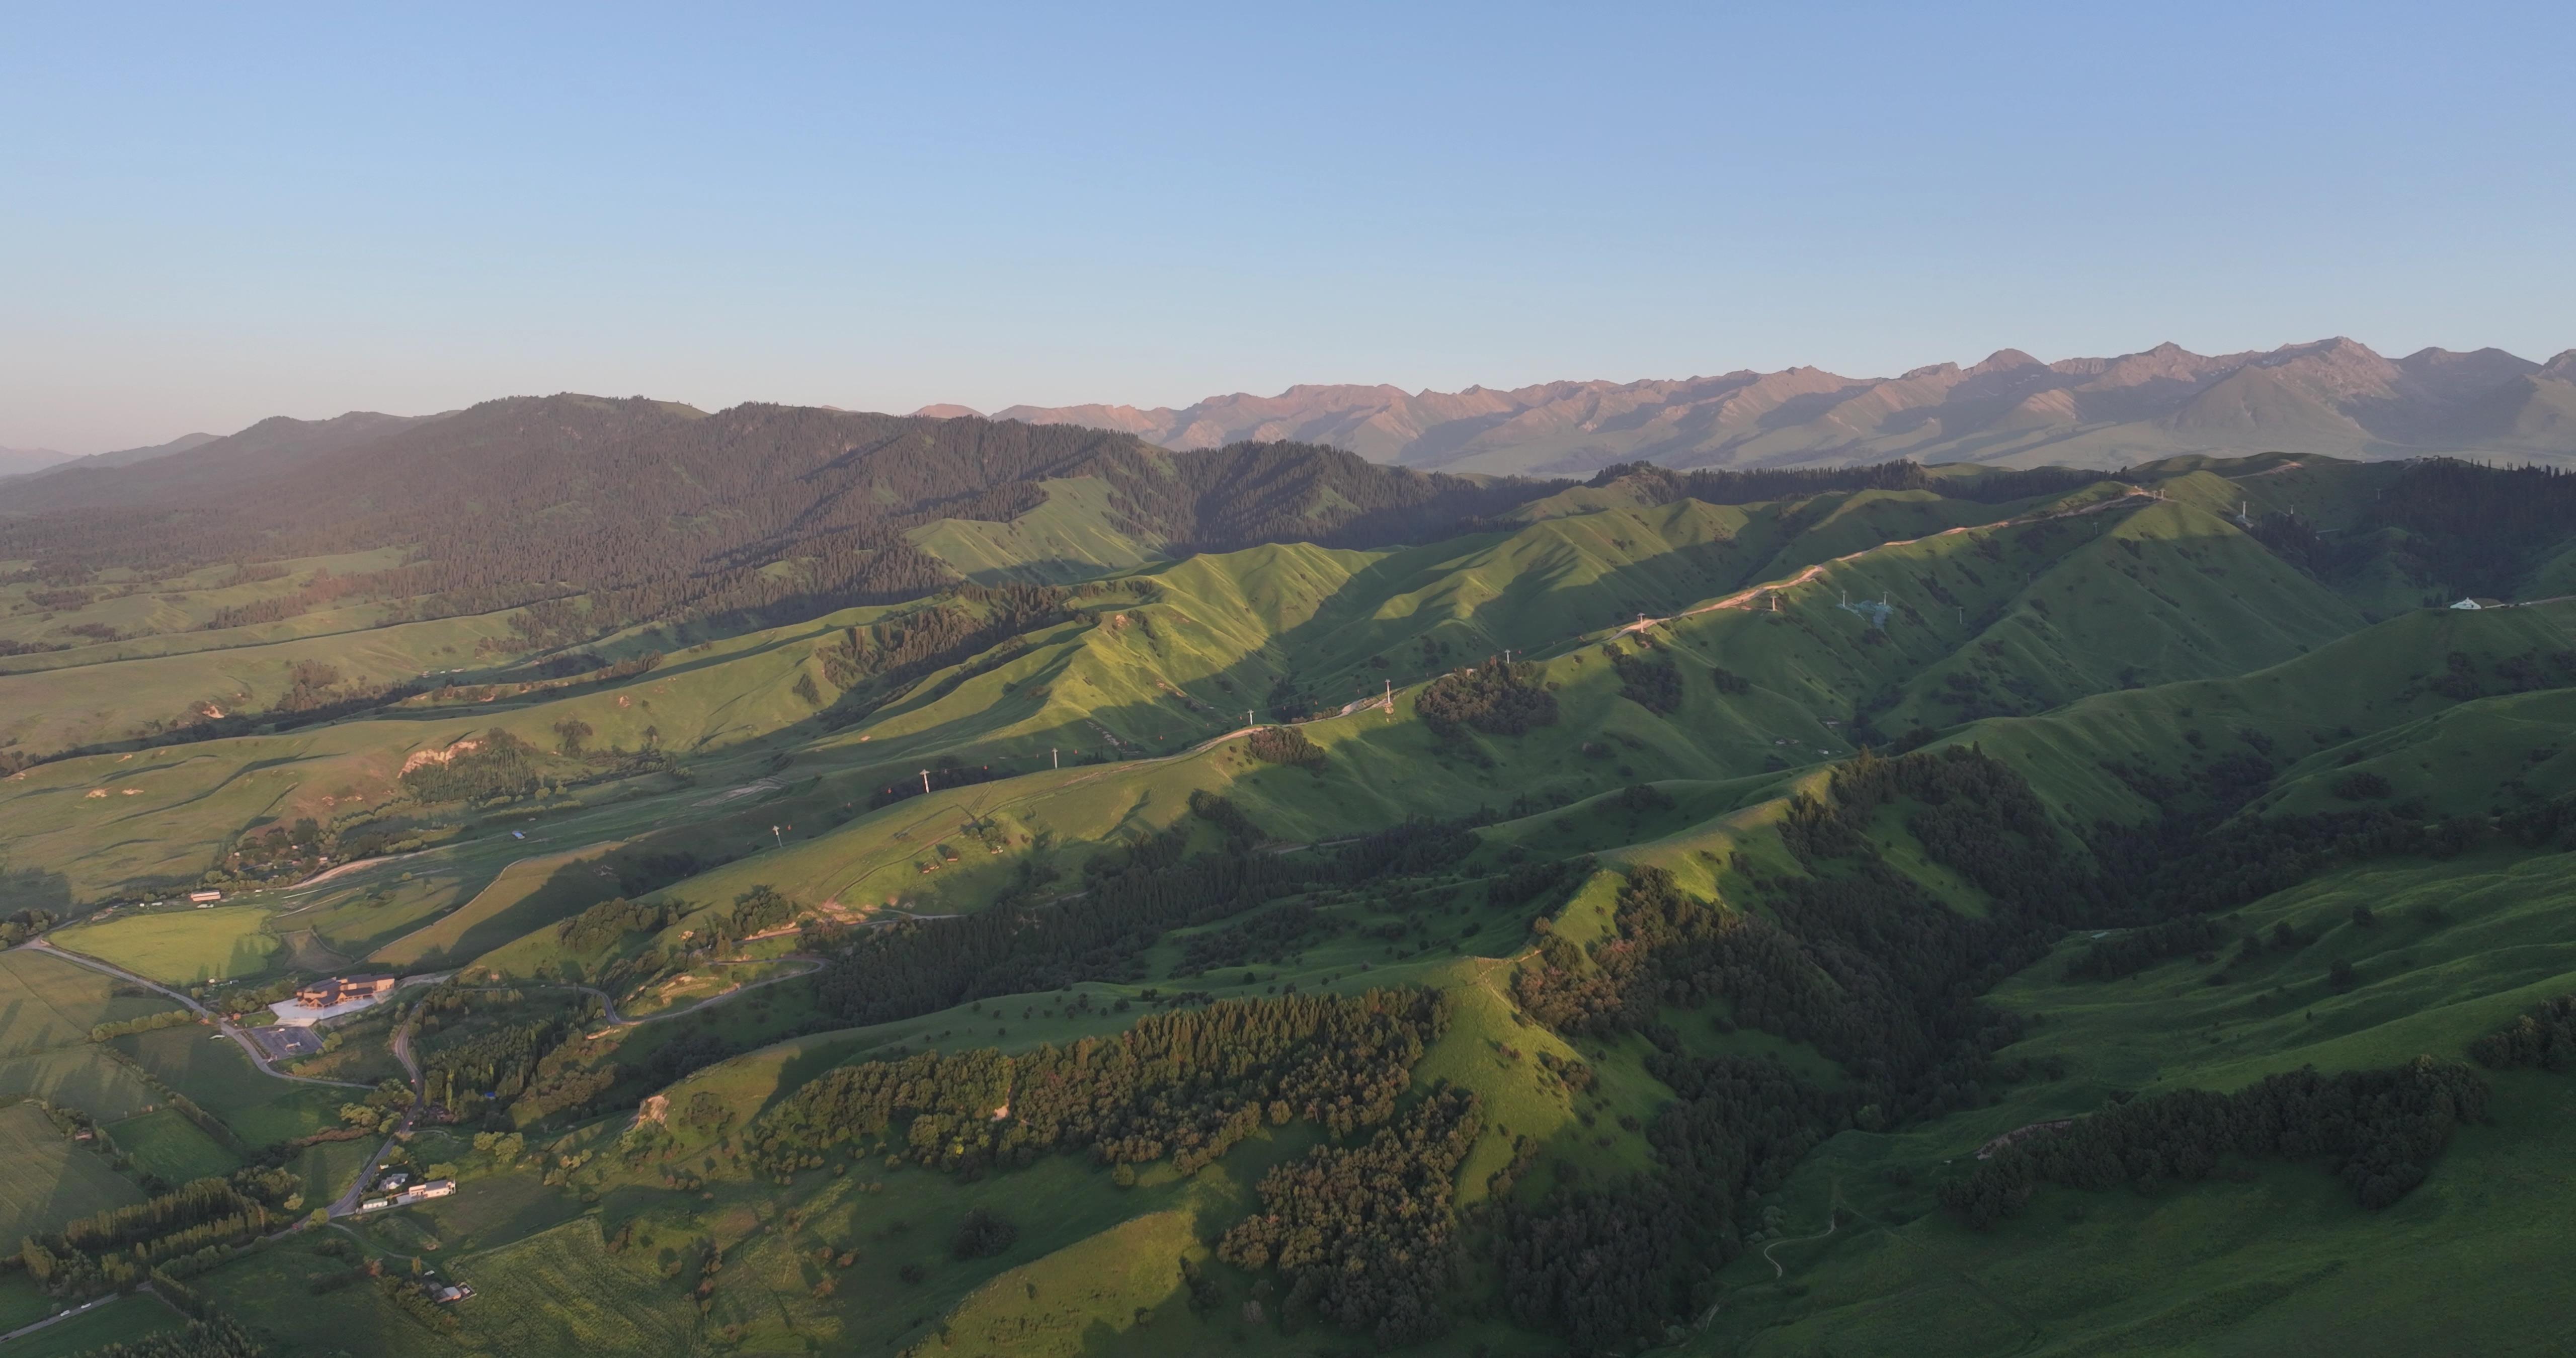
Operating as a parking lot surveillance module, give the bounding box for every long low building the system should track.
[294,974,397,1008]
[393,1179,456,1205]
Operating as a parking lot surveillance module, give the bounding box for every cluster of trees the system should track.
[0,907,60,947]
[67,1315,268,1358]
[397,730,543,804]
[814,798,1298,1023]
[555,896,677,953]
[374,1267,462,1333]
[1502,1053,1843,1351]
[1605,643,1683,714]
[417,991,590,1110]
[2471,993,2576,1071]
[610,848,728,897]
[1496,749,2099,1345]
[2095,803,2486,921]
[1940,1057,2490,1226]
[2063,916,2225,981]
[817,582,1130,727]
[1218,1085,1483,1344]
[814,798,1475,1027]
[949,1209,1018,1260]
[90,1008,198,1042]
[1499,1184,1702,1352]
[1178,902,1342,974]
[1517,750,2076,1106]
[2502,792,2576,851]
[2368,458,2576,597]
[1245,725,1324,768]
[1414,659,1557,739]
[216,813,386,885]
[757,989,1447,1177]
[1486,855,1591,915]
[2400,646,2576,705]
[21,1174,287,1296]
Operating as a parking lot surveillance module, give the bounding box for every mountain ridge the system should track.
[954,336,2576,474]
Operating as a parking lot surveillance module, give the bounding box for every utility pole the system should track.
[919,769,931,795]
[1051,747,1059,770]
[1383,678,1393,712]
[1246,709,1254,729]
[770,825,782,849]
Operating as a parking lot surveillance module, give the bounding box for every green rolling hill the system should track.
[7,431,2576,1357]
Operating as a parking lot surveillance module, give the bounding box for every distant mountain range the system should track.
[946,337,2576,474]
[0,446,76,477]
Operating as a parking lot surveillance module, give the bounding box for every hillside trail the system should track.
[435,955,824,1035]
[1619,485,2155,640]
[2225,459,2305,479]
[1761,1209,1840,1279]
[17,939,372,1090]
[283,847,431,894]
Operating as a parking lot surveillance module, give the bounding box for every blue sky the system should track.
[5,1,2570,451]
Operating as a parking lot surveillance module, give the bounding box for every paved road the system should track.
[331,1012,427,1219]
[0,1289,140,1344]
[22,939,371,1090]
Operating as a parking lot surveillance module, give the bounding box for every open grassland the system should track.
[0,947,173,1125]
[1960,600,2576,830]
[0,1294,183,1358]
[291,1136,381,1208]
[0,549,407,659]
[0,946,183,1055]
[910,477,1161,584]
[371,841,626,970]
[447,1218,696,1358]
[108,1106,244,1183]
[0,1271,57,1332]
[110,1024,344,1143]
[402,1168,585,1257]
[0,1047,159,1124]
[195,1237,458,1358]
[0,1100,144,1253]
[1693,848,2576,1355]
[931,1210,1206,1357]
[290,867,487,959]
[0,594,531,755]
[50,904,280,985]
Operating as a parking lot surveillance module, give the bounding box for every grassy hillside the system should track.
[7,453,2576,1356]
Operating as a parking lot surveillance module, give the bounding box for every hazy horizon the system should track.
[7,2,2571,453]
